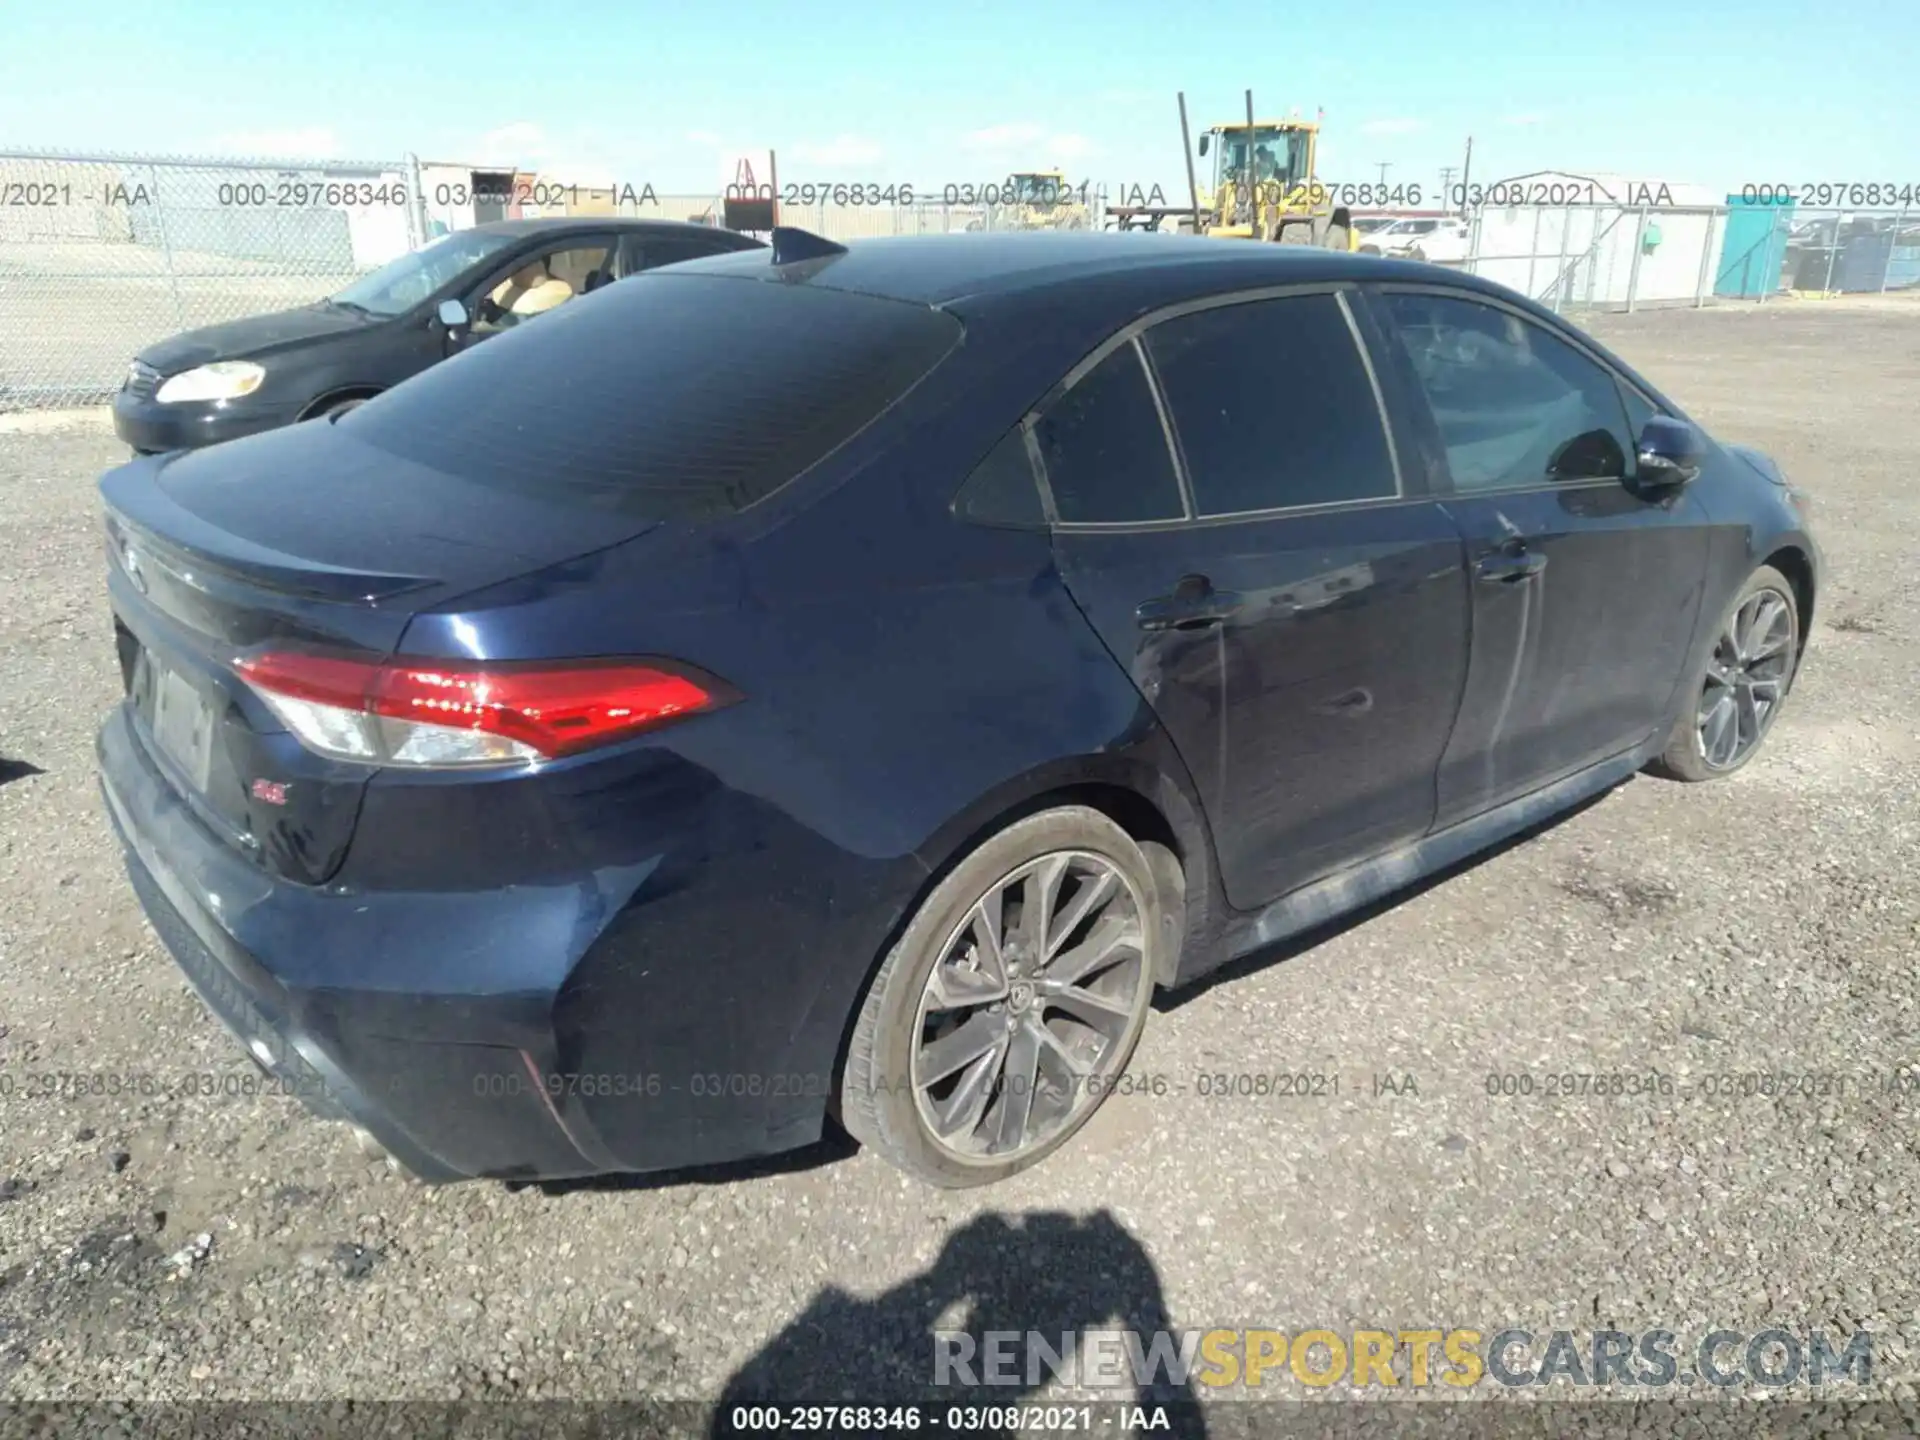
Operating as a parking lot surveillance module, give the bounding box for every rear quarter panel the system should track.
[381,329,1217,1164]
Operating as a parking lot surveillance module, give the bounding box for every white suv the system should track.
[1361,216,1471,264]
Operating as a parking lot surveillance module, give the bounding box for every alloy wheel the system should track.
[1698,586,1794,770]
[910,850,1151,1163]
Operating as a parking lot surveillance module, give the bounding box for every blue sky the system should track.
[2,0,1912,199]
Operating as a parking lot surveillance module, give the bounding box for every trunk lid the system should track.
[100,419,661,886]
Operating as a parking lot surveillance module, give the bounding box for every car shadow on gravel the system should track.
[1158,785,1622,1013]
[0,756,45,789]
[709,1209,1207,1439]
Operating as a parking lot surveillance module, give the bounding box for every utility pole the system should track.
[1438,166,1457,211]
[1459,136,1474,216]
[1375,161,1392,187]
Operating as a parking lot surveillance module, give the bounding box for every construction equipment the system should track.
[1000,170,1092,231]
[1109,92,1356,249]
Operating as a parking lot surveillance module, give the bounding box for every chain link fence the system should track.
[1,149,422,409]
[1451,201,1919,316]
[0,154,1113,410]
[581,189,1106,240]
[4,146,1914,413]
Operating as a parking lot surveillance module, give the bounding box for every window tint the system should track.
[616,234,650,276]
[1383,291,1634,492]
[954,429,1046,528]
[1620,382,1661,442]
[1033,344,1184,524]
[633,237,720,272]
[1144,293,1396,515]
[341,274,961,517]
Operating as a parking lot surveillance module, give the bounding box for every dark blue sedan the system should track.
[95,229,1820,1188]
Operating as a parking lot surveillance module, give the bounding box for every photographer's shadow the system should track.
[711,1209,1206,1439]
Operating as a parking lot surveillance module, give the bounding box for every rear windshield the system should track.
[339,273,963,517]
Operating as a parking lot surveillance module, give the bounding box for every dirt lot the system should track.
[1,299,1918,1426]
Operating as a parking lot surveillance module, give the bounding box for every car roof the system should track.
[632,229,1684,410]
[469,217,754,240]
[663,232,1426,307]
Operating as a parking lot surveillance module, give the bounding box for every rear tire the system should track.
[839,806,1163,1188]
[1648,564,1801,782]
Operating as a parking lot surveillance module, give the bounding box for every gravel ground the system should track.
[1,299,1918,1430]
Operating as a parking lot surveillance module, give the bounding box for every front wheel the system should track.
[307,395,371,423]
[839,807,1163,1187]
[1649,564,1801,781]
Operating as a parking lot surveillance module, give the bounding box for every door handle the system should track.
[1136,577,1245,632]
[1475,547,1548,584]
[1313,686,1374,716]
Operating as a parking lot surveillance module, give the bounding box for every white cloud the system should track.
[958,122,1096,166]
[473,122,546,168]
[211,127,341,159]
[1502,113,1547,127]
[546,157,621,188]
[791,134,885,169]
[962,122,1046,153]
[1358,118,1427,137]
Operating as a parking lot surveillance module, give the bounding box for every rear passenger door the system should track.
[1044,287,1472,912]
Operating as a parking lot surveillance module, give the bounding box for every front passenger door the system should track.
[458,237,616,347]
[1369,287,1711,826]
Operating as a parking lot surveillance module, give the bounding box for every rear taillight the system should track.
[233,651,735,769]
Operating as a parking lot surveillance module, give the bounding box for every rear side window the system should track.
[340,274,961,517]
[1145,294,1397,515]
[953,429,1046,529]
[1034,344,1184,524]
[629,237,727,272]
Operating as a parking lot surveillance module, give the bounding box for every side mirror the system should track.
[436,299,469,330]
[1635,416,1705,486]
[1197,134,1210,157]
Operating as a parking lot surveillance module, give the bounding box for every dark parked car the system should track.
[95,230,1819,1189]
[111,218,764,455]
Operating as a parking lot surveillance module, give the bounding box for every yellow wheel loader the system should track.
[1109,92,1356,249]
[1001,171,1093,231]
